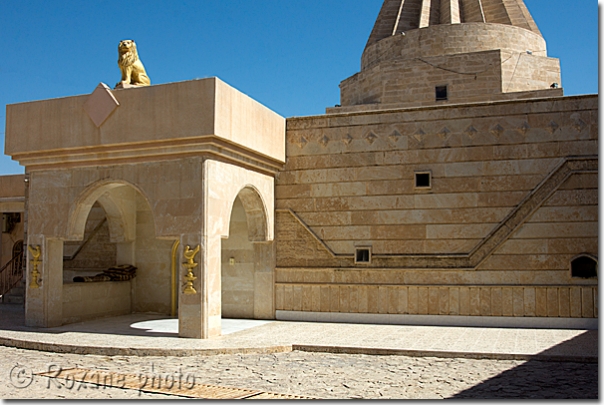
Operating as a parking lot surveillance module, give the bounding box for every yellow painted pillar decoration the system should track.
[27,245,41,289]
[182,245,200,295]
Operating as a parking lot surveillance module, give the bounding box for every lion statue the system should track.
[115,39,151,88]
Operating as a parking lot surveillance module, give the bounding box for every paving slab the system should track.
[0,304,597,362]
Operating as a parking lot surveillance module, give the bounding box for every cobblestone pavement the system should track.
[0,346,597,399]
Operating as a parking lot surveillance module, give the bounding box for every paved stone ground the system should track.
[0,346,597,399]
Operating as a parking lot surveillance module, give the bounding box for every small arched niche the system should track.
[570,254,598,279]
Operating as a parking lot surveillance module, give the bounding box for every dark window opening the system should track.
[571,255,597,278]
[355,248,371,264]
[436,85,448,101]
[415,172,431,188]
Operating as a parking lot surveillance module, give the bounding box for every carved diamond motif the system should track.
[517,122,530,136]
[571,115,586,132]
[319,134,330,147]
[464,125,478,139]
[83,83,120,128]
[389,129,402,144]
[365,131,378,144]
[437,127,451,141]
[342,134,353,145]
[296,135,308,148]
[490,124,504,138]
[547,120,559,134]
[413,128,426,143]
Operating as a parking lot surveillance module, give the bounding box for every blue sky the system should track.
[0,0,599,175]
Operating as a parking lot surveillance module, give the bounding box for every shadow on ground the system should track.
[450,331,598,399]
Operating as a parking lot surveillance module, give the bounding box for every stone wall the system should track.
[62,281,131,324]
[276,94,598,321]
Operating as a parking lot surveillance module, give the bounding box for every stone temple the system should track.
[0,0,598,338]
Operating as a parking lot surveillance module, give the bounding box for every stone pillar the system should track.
[25,236,63,327]
[177,233,205,338]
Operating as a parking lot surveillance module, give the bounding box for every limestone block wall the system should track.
[62,281,131,324]
[276,94,598,320]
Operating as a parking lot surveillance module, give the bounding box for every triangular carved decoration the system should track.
[490,124,504,138]
[413,128,426,143]
[342,134,353,145]
[389,129,402,144]
[365,131,378,144]
[547,120,559,134]
[570,114,586,132]
[437,127,451,141]
[318,134,330,147]
[517,122,530,136]
[465,125,478,139]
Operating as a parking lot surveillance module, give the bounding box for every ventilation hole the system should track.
[415,172,431,189]
[571,255,598,278]
[435,85,448,101]
[355,248,371,264]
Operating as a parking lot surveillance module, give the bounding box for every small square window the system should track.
[355,247,372,264]
[435,85,448,101]
[415,172,431,189]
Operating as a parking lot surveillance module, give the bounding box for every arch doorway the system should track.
[221,188,274,320]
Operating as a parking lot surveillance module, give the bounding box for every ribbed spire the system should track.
[366,0,541,48]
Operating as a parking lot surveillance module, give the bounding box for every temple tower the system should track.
[333,0,562,112]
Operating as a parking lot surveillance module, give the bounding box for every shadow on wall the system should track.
[450,331,598,399]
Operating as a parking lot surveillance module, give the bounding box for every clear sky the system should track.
[0,0,599,175]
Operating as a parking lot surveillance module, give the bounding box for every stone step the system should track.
[2,294,24,304]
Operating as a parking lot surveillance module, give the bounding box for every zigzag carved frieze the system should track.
[277,156,597,269]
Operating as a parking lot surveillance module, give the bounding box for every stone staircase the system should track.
[1,278,24,305]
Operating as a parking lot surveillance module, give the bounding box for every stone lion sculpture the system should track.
[115,39,151,88]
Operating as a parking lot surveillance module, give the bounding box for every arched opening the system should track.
[11,240,23,274]
[221,186,273,320]
[571,254,598,279]
[62,182,174,324]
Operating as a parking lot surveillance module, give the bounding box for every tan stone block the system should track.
[292,286,302,311]
[386,287,398,314]
[398,287,408,314]
[523,288,536,317]
[512,287,524,317]
[489,287,501,316]
[569,287,582,318]
[581,287,595,318]
[449,287,459,315]
[438,288,449,315]
[459,287,470,315]
[557,288,570,318]
[330,285,340,312]
[339,285,350,313]
[469,287,480,316]
[358,285,369,313]
[408,286,419,314]
[349,286,359,313]
[320,286,330,312]
[301,285,312,311]
[311,285,321,312]
[535,288,547,316]
[418,287,429,315]
[479,288,491,316]
[546,288,559,317]
[428,287,439,315]
[377,286,389,314]
[367,286,379,313]
[275,284,284,310]
[283,285,293,310]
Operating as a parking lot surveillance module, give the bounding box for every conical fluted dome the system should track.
[366,0,541,49]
